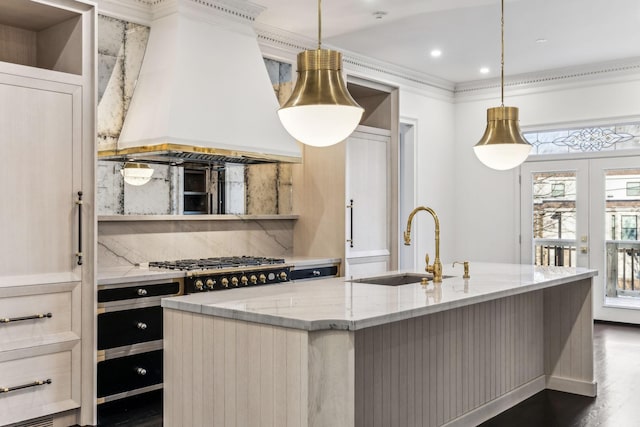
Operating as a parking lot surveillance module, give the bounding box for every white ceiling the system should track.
[254,0,640,84]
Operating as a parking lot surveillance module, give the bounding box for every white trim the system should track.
[442,376,546,427]
[546,375,597,397]
[455,57,640,97]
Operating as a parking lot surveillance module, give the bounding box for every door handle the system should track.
[580,246,588,254]
[346,199,354,248]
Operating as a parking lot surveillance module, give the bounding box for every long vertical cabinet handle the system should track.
[76,191,83,265]
[346,199,354,248]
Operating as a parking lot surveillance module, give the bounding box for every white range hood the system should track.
[99,0,301,165]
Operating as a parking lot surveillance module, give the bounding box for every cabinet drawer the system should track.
[291,265,339,281]
[0,283,79,351]
[0,347,78,425]
[98,281,181,303]
[97,350,163,398]
[98,306,162,350]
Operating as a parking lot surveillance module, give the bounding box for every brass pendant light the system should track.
[278,0,364,147]
[473,0,531,170]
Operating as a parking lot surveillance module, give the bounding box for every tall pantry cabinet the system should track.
[293,84,399,276]
[0,1,96,426]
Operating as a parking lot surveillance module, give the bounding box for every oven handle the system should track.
[76,191,83,266]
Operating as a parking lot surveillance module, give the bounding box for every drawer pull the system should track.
[0,379,52,394]
[137,288,148,296]
[137,322,148,330]
[0,312,52,324]
[136,367,147,376]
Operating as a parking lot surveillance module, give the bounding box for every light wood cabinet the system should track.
[0,1,95,426]
[294,126,395,276]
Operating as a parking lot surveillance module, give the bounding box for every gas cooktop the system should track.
[149,257,291,293]
[149,256,286,271]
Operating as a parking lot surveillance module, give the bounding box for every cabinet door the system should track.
[345,130,390,275]
[0,74,82,277]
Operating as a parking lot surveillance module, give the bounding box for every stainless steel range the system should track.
[149,256,291,294]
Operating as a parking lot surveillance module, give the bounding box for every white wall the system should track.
[400,89,457,266]
[454,75,640,263]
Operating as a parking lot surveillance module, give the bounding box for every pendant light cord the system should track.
[318,0,322,49]
[500,0,504,107]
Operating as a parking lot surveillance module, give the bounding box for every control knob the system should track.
[241,276,249,286]
[279,271,288,281]
[205,279,215,290]
[221,277,229,288]
[231,277,239,287]
[259,274,267,284]
[250,275,258,285]
[194,279,204,291]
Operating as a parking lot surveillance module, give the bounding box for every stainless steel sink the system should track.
[348,273,455,286]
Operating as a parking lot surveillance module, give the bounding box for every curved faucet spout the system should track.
[404,206,442,282]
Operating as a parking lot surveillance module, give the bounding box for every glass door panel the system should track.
[520,160,589,268]
[591,158,640,322]
[532,171,577,266]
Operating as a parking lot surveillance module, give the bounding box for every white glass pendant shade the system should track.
[279,49,363,147]
[474,106,531,171]
[278,104,364,147]
[121,162,154,186]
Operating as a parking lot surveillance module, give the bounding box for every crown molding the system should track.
[455,57,640,99]
[97,0,263,25]
[255,22,455,100]
[96,0,153,24]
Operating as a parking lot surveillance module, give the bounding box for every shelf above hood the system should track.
[99,0,302,165]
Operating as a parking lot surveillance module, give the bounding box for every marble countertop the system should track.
[97,256,341,285]
[161,262,597,331]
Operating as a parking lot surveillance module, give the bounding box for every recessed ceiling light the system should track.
[536,38,548,43]
[372,11,387,20]
[430,49,442,58]
[480,67,490,74]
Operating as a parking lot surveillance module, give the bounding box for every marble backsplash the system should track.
[98,218,295,267]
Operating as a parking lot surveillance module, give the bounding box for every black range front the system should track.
[148,256,292,294]
[185,264,291,293]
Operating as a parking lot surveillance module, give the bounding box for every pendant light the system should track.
[121,162,154,186]
[473,0,531,171]
[278,0,364,147]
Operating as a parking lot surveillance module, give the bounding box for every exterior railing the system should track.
[606,241,640,298]
[534,238,576,267]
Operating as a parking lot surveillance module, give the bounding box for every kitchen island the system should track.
[162,263,597,427]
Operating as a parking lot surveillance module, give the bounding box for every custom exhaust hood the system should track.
[99,0,301,165]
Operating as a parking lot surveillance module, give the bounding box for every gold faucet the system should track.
[404,206,442,283]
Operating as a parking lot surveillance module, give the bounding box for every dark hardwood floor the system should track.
[481,321,640,427]
[99,322,640,426]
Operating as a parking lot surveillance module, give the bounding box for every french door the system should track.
[521,156,640,323]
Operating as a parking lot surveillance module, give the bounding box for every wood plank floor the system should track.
[98,322,639,426]
[481,321,640,427]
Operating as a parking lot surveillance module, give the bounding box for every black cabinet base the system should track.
[97,389,162,426]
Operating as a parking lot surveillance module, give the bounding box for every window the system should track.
[551,183,565,197]
[627,182,640,197]
[621,215,638,240]
[524,123,640,156]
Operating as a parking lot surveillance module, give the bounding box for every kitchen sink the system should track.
[348,273,455,286]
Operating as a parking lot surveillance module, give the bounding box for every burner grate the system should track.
[149,256,286,271]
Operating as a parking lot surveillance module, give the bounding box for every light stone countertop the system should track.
[97,256,340,285]
[161,262,597,331]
